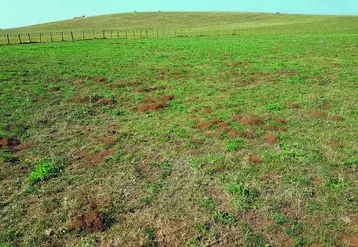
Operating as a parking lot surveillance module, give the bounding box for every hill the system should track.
[1,12,358,35]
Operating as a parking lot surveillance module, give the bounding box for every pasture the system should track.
[0,12,357,247]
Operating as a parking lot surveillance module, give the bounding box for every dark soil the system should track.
[0,137,20,150]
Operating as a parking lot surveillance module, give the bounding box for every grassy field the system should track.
[1,13,358,247]
[1,12,358,36]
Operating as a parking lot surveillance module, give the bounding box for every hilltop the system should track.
[1,12,358,35]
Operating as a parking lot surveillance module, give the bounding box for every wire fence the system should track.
[1,27,357,45]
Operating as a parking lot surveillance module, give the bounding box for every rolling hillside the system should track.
[1,12,358,35]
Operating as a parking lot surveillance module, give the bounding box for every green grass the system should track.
[1,12,358,44]
[0,23,357,246]
[28,158,63,185]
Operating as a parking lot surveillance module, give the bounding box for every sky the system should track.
[1,0,358,29]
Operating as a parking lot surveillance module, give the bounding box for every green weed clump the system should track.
[28,158,62,185]
[226,139,245,151]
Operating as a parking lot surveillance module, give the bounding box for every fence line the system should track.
[1,27,357,46]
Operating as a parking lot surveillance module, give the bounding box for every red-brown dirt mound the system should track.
[241,114,263,125]
[227,130,240,138]
[248,154,263,164]
[264,134,279,144]
[68,210,105,232]
[135,94,175,113]
[308,110,327,118]
[0,137,20,150]
[197,122,212,131]
[218,122,230,131]
[94,98,116,106]
[327,115,345,121]
[78,148,116,165]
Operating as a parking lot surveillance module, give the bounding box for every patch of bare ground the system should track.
[0,137,20,150]
[340,234,358,247]
[327,115,345,121]
[240,114,263,125]
[77,148,116,165]
[264,134,279,144]
[248,154,263,164]
[94,98,116,106]
[308,110,328,118]
[227,130,240,138]
[133,94,175,113]
[68,210,105,232]
[218,122,230,132]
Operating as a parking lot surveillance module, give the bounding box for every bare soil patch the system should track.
[0,137,20,150]
[227,130,240,138]
[78,148,116,165]
[241,114,263,125]
[308,110,328,118]
[135,94,175,113]
[264,134,279,144]
[248,154,263,164]
[327,115,345,121]
[68,210,105,232]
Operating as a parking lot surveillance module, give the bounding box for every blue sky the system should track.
[1,0,358,29]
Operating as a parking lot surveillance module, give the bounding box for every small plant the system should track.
[215,209,237,225]
[226,139,245,151]
[266,103,286,111]
[28,158,62,185]
[228,184,252,197]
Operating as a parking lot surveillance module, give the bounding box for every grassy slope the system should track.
[1,30,358,246]
[1,12,358,35]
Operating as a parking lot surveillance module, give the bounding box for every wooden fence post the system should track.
[103,30,105,39]
[50,32,53,42]
[82,31,85,40]
[125,30,128,39]
[39,33,42,42]
[133,30,135,38]
[146,30,148,38]
[110,30,113,39]
[18,34,22,44]
[61,32,64,41]
[70,31,74,41]
[156,30,159,37]
[7,34,10,45]
[117,30,119,39]
[93,31,96,39]
[28,33,31,42]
